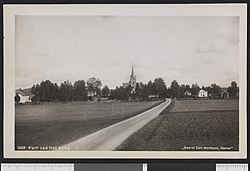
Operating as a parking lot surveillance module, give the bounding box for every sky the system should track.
[15,16,239,89]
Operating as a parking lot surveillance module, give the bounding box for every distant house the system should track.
[148,95,159,100]
[198,89,208,98]
[15,88,34,104]
[220,87,229,99]
[184,90,192,96]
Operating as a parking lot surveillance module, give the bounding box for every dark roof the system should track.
[16,88,34,96]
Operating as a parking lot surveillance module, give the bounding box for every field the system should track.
[117,99,239,151]
[15,100,163,150]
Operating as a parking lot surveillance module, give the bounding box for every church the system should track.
[123,66,136,91]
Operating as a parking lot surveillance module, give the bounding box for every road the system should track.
[58,98,171,151]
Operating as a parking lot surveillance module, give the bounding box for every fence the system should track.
[15,100,164,123]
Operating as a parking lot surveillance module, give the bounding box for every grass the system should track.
[15,100,164,150]
[116,99,239,151]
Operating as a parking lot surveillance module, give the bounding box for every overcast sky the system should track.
[15,16,239,89]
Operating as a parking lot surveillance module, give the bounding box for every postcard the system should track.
[3,4,247,158]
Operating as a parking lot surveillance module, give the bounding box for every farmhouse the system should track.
[123,66,136,92]
[220,87,229,99]
[198,89,208,98]
[15,88,34,103]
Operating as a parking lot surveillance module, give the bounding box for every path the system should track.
[58,98,171,151]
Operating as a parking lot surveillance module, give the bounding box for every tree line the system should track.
[111,79,238,101]
[15,77,238,103]
[30,78,102,103]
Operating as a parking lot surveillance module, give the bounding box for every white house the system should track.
[198,89,208,98]
[15,88,34,103]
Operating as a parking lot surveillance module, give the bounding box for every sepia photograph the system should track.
[4,4,247,158]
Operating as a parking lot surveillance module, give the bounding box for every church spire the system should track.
[131,65,134,77]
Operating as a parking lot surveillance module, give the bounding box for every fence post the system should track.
[84,103,87,120]
[42,105,45,125]
[122,103,124,119]
[66,103,69,114]
[112,103,114,115]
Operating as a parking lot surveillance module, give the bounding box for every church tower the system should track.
[129,65,136,90]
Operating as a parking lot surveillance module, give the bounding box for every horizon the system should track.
[16,75,238,90]
[15,16,239,90]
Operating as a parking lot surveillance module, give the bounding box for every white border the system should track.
[3,4,247,158]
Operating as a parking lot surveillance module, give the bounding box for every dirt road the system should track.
[59,99,171,151]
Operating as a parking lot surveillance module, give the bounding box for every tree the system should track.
[31,84,40,103]
[125,85,133,99]
[179,84,186,99]
[154,78,167,98]
[190,83,200,98]
[210,83,221,97]
[228,81,238,97]
[102,85,110,97]
[14,93,20,104]
[60,81,74,102]
[113,86,129,101]
[74,80,88,101]
[87,77,102,96]
[38,80,55,102]
[170,80,180,99]
[147,80,157,96]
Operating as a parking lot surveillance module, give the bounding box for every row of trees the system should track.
[110,78,167,101]
[18,77,238,103]
[30,78,102,102]
[168,81,238,99]
[110,80,238,100]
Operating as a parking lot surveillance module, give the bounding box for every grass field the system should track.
[117,99,239,151]
[15,100,163,150]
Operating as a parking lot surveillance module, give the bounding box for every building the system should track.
[123,66,136,92]
[15,88,34,103]
[148,95,159,100]
[198,89,208,98]
[220,87,229,99]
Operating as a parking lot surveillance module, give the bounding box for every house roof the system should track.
[16,88,34,96]
[199,89,208,92]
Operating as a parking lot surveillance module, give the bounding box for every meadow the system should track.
[15,100,163,150]
[117,99,239,151]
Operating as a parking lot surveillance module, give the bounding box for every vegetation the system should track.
[15,100,163,149]
[29,76,238,103]
[14,93,20,104]
[117,99,239,151]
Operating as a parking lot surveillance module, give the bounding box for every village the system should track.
[15,66,239,104]
[14,66,239,151]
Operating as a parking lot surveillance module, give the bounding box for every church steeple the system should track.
[123,65,136,91]
[131,65,134,77]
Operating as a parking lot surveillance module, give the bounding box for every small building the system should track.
[220,87,229,99]
[148,95,159,100]
[15,88,34,104]
[184,90,192,96]
[198,89,208,98]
